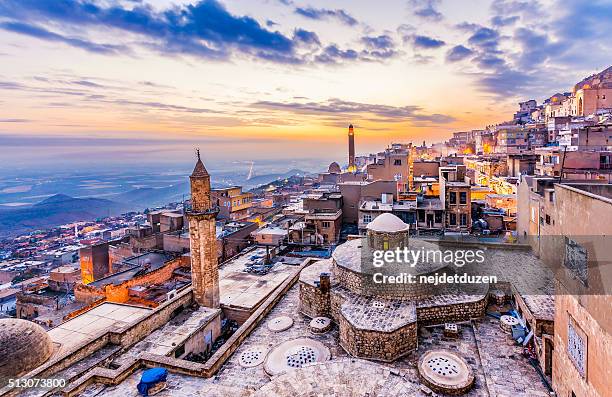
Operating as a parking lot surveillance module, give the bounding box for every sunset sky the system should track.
[0,0,611,169]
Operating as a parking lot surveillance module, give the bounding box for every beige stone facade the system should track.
[188,154,220,309]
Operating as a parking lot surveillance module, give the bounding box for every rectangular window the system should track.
[418,211,425,222]
[567,316,587,378]
[435,212,442,223]
[363,214,372,223]
[394,159,402,165]
[460,213,468,226]
[449,192,457,204]
[449,213,457,225]
[459,192,467,204]
[545,214,551,225]
[321,221,331,228]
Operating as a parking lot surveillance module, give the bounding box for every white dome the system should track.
[366,213,409,233]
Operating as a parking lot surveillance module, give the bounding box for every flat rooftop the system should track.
[113,306,219,366]
[360,201,393,211]
[219,247,297,311]
[48,302,151,354]
[90,252,176,287]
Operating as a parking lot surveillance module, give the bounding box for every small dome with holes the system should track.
[418,350,474,395]
[264,338,330,376]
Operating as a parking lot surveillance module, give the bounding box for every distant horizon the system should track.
[1,0,610,171]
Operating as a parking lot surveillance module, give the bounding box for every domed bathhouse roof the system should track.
[327,162,341,174]
[366,213,410,233]
[0,318,54,378]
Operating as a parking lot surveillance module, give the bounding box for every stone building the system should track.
[299,213,488,362]
[439,166,471,231]
[517,180,612,396]
[573,65,612,116]
[212,186,253,221]
[366,146,410,193]
[338,180,396,224]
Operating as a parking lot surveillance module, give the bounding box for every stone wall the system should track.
[298,282,330,318]
[332,260,461,300]
[338,314,417,362]
[416,298,487,326]
[553,293,611,397]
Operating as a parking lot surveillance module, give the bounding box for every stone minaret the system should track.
[348,124,356,172]
[187,150,220,308]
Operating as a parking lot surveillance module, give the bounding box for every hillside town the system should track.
[0,66,610,397]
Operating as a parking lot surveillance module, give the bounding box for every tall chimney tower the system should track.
[348,124,356,172]
[187,150,220,308]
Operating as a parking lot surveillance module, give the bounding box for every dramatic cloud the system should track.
[294,7,357,26]
[491,15,519,26]
[0,0,401,66]
[455,22,481,32]
[360,35,397,59]
[361,35,394,50]
[0,21,128,55]
[513,27,565,69]
[253,98,455,124]
[446,45,473,62]
[314,38,398,64]
[444,0,612,100]
[314,45,359,63]
[0,0,295,60]
[413,35,445,49]
[409,0,443,21]
[293,29,321,46]
[467,27,500,51]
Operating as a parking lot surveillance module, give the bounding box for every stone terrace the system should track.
[84,282,550,397]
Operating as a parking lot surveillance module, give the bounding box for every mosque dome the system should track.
[0,318,54,378]
[366,213,409,233]
[328,162,341,174]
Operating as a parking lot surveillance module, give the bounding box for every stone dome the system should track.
[0,318,53,378]
[255,358,416,396]
[366,213,409,233]
[327,162,341,174]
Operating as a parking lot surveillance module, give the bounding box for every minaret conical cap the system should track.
[191,149,209,177]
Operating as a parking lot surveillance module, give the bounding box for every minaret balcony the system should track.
[185,204,220,216]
